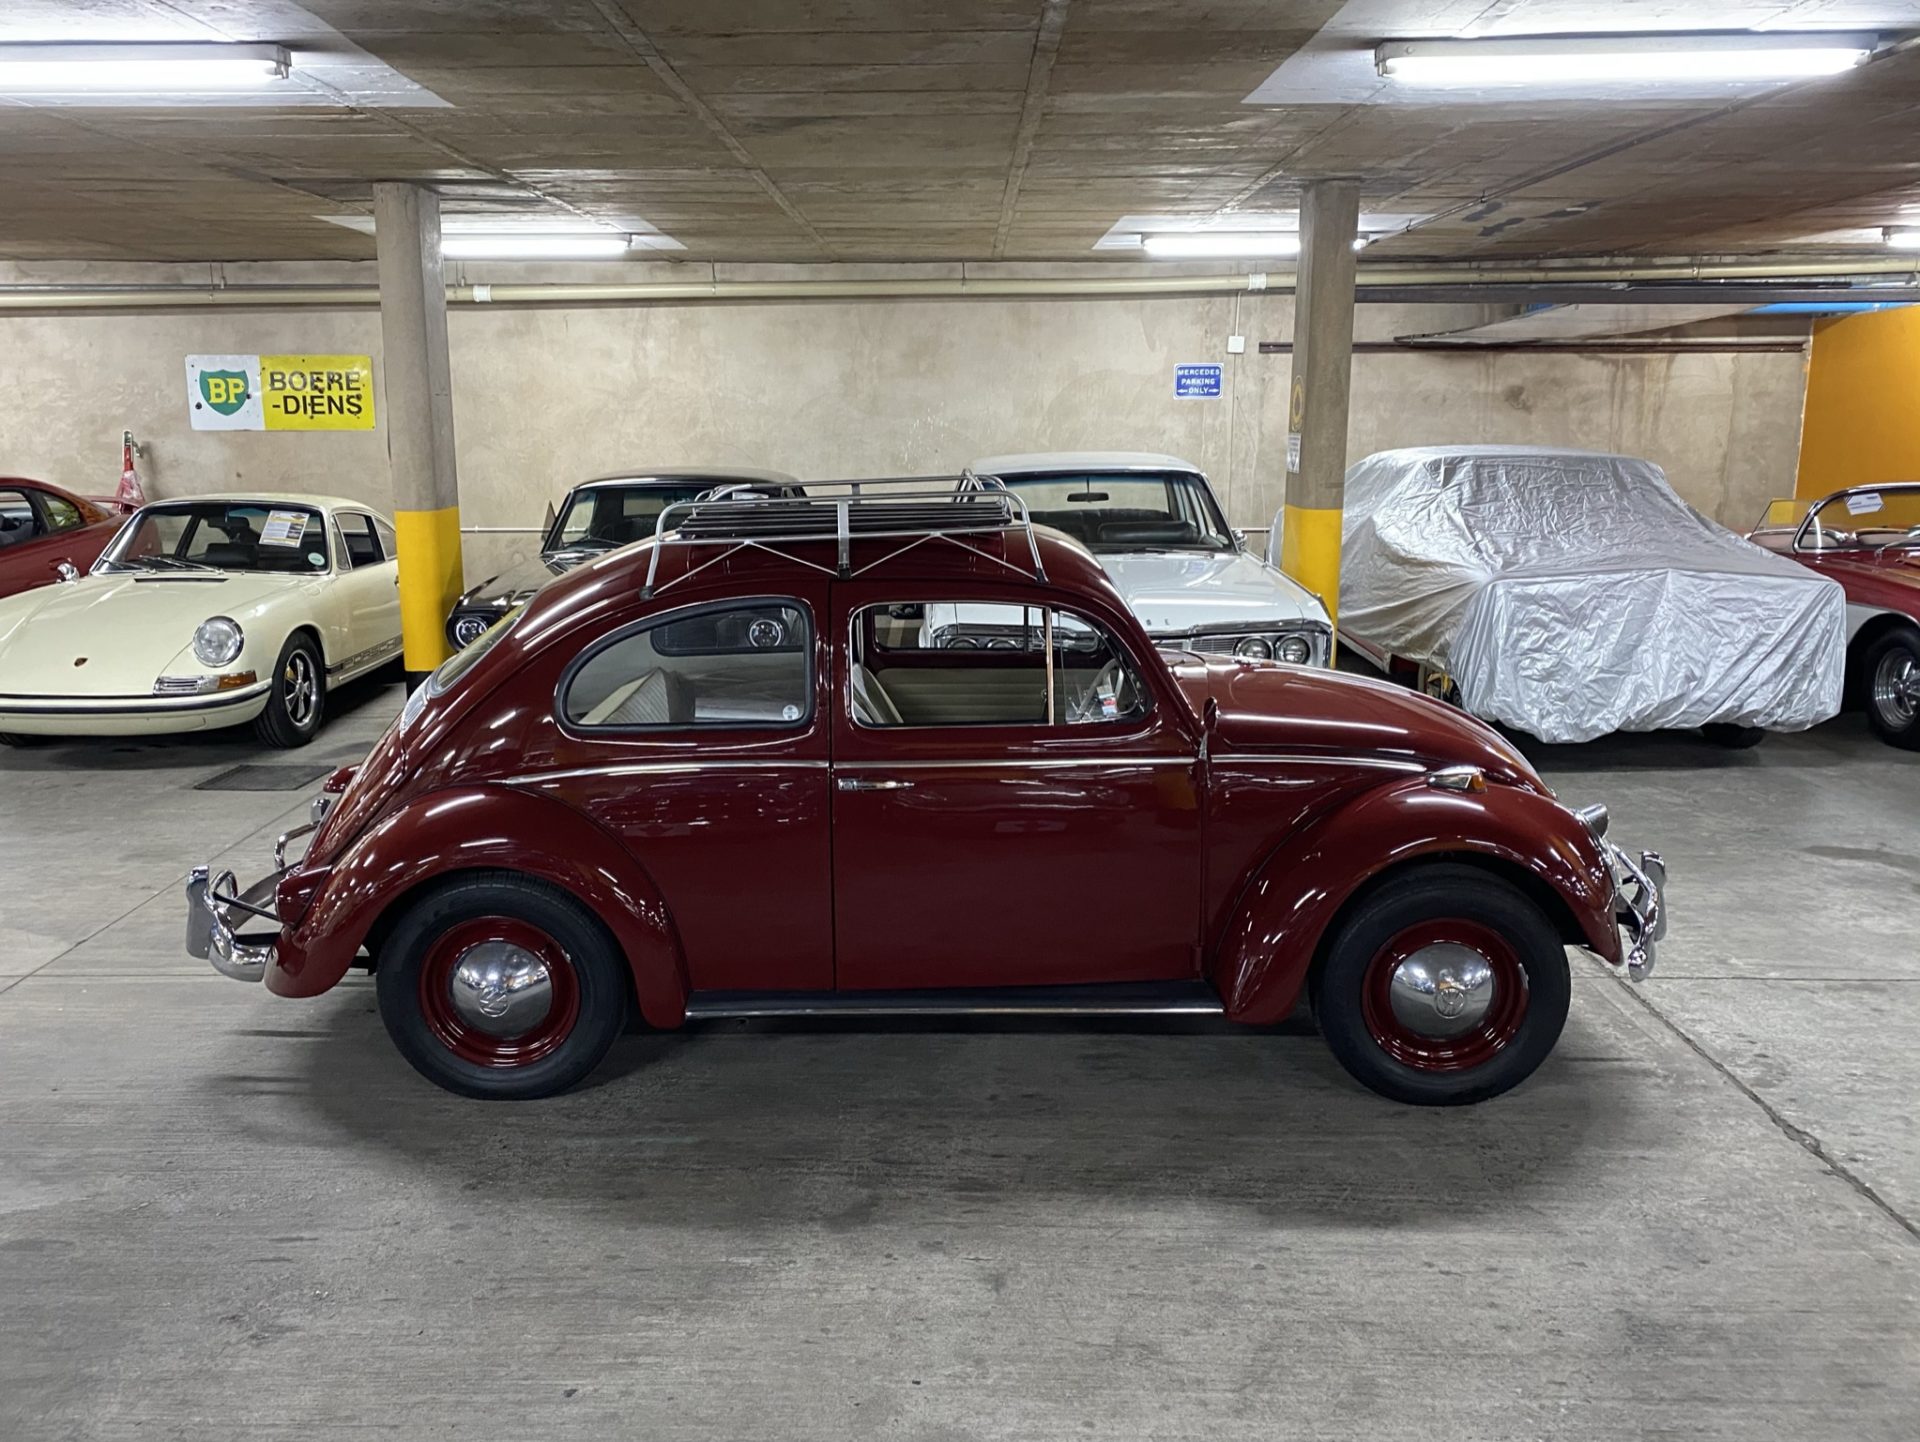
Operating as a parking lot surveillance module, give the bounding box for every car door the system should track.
[330,510,402,671]
[829,583,1204,992]
[0,485,50,597]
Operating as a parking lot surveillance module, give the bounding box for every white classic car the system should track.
[0,494,402,748]
[970,452,1332,664]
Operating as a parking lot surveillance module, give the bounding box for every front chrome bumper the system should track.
[1602,840,1666,983]
[185,810,325,982]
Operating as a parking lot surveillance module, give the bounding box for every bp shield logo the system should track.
[199,369,250,415]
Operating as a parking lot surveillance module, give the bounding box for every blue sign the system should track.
[1175,364,1222,398]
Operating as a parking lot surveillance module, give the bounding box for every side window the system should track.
[851,600,1148,729]
[0,489,43,548]
[372,517,397,560]
[563,600,811,730]
[38,491,83,534]
[337,513,380,568]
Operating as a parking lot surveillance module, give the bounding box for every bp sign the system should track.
[185,355,264,430]
[185,353,377,431]
[198,369,252,416]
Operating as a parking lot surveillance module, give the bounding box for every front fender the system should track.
[1212,779,1618,1025]
[267,783,689,1027]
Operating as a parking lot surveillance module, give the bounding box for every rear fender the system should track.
[268,783,689,1026]
[1212,778,1617,1025]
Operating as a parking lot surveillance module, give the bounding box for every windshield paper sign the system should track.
[186,354,376,431]
[1175,364,1223,398]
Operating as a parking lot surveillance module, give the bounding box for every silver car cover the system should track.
[1338,446,1845,743]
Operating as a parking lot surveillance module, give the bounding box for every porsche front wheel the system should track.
[253,634,325,748]
[1314,865,1571,1106]
[375,873,628,1100]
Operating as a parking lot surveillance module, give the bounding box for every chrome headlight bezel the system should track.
[192,616,244,668]
[450,611,495,649]
[1275,633,1314,665]
[1233,636,1274,660]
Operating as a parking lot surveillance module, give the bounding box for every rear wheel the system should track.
[375,873,628,1100]
[253,633,324,748]
[1862,629,1920,750]
[1701,723,1765,749]
[1314,865,1571,1106]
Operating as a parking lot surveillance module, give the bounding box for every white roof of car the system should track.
[971,451,1205,477]
[577,467,798,489]
[137,493,378,514]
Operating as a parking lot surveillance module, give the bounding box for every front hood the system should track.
[1182,655,1540,786]
[1102,550,1328,635]
[0,571,309,695]
[458,551,571,609]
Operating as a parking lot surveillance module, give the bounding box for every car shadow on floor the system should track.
[214,981,1635,1232]
[1507,713,1874,772]
[0,669,402,773]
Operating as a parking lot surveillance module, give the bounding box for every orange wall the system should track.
[1796,306,1920,499]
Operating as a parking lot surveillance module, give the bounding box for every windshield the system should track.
[101,501,330,574]
[1799,486,1920,551]
[997,471,1233,552]
[548,482,780,554]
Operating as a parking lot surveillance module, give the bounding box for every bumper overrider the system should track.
[1574,803,1666,982]
[185,801,329,982]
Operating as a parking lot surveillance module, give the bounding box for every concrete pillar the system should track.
[373,181,464,685]
[1279,178,1361,620]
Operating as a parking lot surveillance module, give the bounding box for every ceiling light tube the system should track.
[0,42,291,92]
[1376,32,1878,85]
[439,233,636,260]
[1885,228,1920,250]
[1142,232,1302,259]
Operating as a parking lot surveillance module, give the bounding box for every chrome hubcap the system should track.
[1387,943,1497,1039]
[283,651,318,728]
[447,942,555,1037]
[1872,651,1919,728]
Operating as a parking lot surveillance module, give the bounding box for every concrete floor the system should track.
[1,682,1916,1441]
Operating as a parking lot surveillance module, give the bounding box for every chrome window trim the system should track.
[836,756,1192,770]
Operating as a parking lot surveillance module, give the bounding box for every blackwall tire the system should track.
[375,873,628,1100]
[1701,723,1766,749]
[252,634,325,748]
[1862,629,1920,751]
[1315,864,1571,1106]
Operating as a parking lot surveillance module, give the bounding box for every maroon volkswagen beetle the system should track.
[189,478,1664,1105]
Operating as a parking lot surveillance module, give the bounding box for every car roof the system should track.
[972,451,1205,477]
[133,492,380,514]
[576,467,799,490]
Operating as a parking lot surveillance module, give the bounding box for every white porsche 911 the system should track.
[0,494,403,748]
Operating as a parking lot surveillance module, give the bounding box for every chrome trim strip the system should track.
[835,756,1194,770]
[0,685,270,715]
[328,634,403,679]
[1210,753,1427,772]
[685,995,1225,1020]
[507,759,832,785]
[1151,618,1334,643]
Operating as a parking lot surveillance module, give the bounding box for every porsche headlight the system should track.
[1234,636,1273,660]
[192,616,244,667]
[1276,634,1313,665]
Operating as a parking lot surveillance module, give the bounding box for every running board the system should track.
[683,981,1224,1021]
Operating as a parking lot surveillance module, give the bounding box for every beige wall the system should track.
[0,272,1807,579]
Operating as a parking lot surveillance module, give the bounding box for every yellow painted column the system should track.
[1282,179,1361,622]
[373,182,465,684]
[1796,307,1920,500]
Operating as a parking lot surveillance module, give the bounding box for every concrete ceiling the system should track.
[2,0,1920,264]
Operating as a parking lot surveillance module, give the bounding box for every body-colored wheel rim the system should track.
[283,649,319,729]
[418,916,581,1068]
[1359,919,1529,1072]
[1871,648,1919,730]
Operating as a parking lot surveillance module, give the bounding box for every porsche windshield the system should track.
[102,502,330,574]
[997,471,1233,552]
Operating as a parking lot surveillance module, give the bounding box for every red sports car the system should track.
[0,478,124,600]
[1750,483,1920,750]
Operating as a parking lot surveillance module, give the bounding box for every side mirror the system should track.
[1231,527,1248,550]
[55,560,79,583]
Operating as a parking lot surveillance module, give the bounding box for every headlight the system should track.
[192,616,243,667]
[1276,634,1313,665]
[1234,636,1273,660]
[450,612,493,648]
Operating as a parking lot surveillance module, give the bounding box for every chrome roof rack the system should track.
[639,469,1047,599]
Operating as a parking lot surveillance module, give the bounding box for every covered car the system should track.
[1335,446,1845,744]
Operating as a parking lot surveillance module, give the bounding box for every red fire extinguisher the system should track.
[116,430,148,512]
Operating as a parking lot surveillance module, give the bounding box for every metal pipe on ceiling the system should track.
[0,256,1914,312]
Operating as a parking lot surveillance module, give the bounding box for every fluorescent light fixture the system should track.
[439,232,636,260]
[0,42,291,92]
[1376,32,1877,85]
[1142,232,1302,259]
[1885,228,1920,250]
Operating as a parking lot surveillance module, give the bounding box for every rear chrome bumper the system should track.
[1602,840,1665,983]
[184,813,322,982]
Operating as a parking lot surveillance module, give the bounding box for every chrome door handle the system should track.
[836,775,913,792]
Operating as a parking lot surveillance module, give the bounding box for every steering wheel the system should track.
[1068,659,1134,723]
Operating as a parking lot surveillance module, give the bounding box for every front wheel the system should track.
[1862,629,1920,750]
[1314,865,1571,1106]
[253,633,325,748]
[375,873,629,1100]
[1701,722,1765,749]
